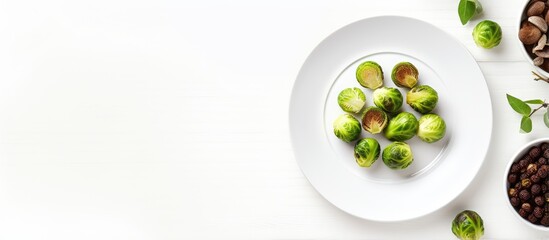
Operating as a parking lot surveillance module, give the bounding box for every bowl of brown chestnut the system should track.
[518,0,549,77]
[505,138,549,230]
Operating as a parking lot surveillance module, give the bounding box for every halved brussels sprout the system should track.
[333,114,361,142]
[372,87,403,113]
[452,210,484,240]
[382,141,413,170]
[354,138,380,167]
[356,61,384,89]
[406,85,439,114]
[337,87,366,113]
[391,62,419,88]
[384,112,419,141]
[361,106,389,134]
[417,114,446,143]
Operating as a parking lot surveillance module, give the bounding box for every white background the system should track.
[0,0,547,239]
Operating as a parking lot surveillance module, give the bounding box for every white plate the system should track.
[289,16,492,222]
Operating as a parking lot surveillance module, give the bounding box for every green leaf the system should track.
[524,99,545,104]
[521,116,533,133]
[544,110,549,128]
[507,94,532,116]
[458,0,482,25]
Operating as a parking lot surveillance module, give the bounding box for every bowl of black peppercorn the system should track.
[504,138,549,230]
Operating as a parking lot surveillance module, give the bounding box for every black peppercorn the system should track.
[508,174,518,184]
[511,163,521,173]
[515,182,522,190]
[520,190,531,201]
[542,215,549,226]
[539,157,548,165]
[538,165,549,178]
[523,203,533,213]
[531,174,541,183]
[519,208,528,218]
[544,149,549,159]
[536,196,544,206]
[530,147,542,158]
[532,184,542,195]
[519,159,529,170]
[509,188,518,197]
[528,214,539,223]
[528,163,538,175]
[522,178,533,188]
[542,184,547,193]
[511,197,521,207]
[542,142,549,151]
[520,173,529,180]
[535,206,544,218]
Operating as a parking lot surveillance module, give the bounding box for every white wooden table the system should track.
[0,0,547,239]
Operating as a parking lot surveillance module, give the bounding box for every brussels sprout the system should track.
[354,138,380,167]
[382,141,413,170]
[417,114,446,143]
[391,62,419,88]
[384,112,419,141]
[406,85,439,114]
[451,210,484,240]
[361,106,389,134]
[333,114,361,142]
[372,87,403,113]
[472,20,502,49]
[337,87,366,113]
[356,61,384,89]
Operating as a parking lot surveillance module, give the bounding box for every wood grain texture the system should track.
[0,0,547,239]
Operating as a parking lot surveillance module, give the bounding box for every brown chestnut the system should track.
[520,22,543,45]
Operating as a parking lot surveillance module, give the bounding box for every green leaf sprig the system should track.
[458,0,483,25]
[507,94,549,133]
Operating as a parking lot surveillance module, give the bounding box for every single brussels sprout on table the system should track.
[333,114,361,143]
[354,138,380,167]
[451,210,484,240]
[361,106,389,134]
[384,112,419,141]
[382,141,413,170]
[337,87,366,113]
[417,114,446,143]
[372,87,403,113]
[406,85,439,114]
[391,62,419,88]
[473,20,502,49]
[356,61,384,89]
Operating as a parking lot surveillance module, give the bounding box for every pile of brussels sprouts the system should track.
[333,61,446,170]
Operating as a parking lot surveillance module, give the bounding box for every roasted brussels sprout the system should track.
[354,138,380,167]
[333,114,361,142]
[473,20,502,49]
[337,87,366,113]
[417,114,446,143]
[372,87,403,113]
[382,141,413,170]
[384,112,419,141]
[406,85,439,114]
[391,62,419,88]
[356,61,384,89]
[361,106,389,134]
[451,210,484,240]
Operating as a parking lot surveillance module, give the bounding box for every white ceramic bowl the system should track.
[503,138,549,231]
[518,0,549,78]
